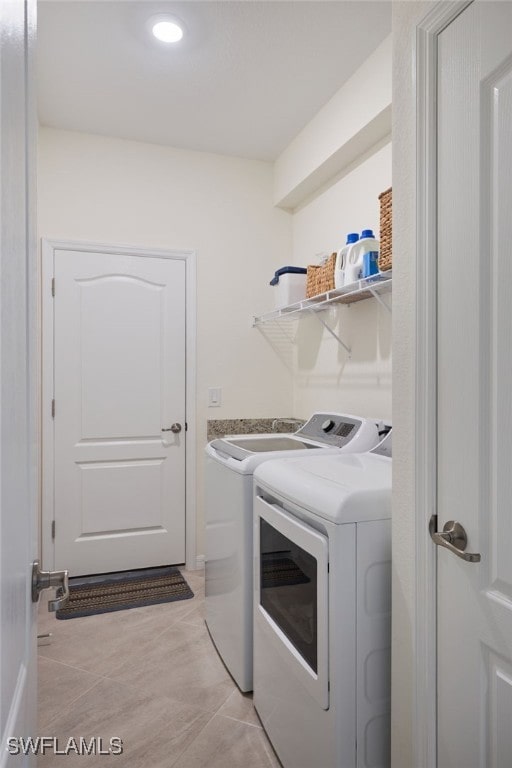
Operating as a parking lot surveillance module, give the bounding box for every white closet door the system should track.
[437,2,512,765]
[54,248,186,576]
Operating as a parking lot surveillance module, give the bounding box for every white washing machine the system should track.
[205,412,382,693]
[253,431,392,768]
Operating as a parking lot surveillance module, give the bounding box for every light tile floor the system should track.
[37,568,280,768]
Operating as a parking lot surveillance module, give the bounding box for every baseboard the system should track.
[195,554,205,570]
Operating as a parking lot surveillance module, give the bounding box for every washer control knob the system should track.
[321,419,335,433]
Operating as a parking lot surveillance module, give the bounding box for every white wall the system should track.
[274,35,391,209]
[291,141,392,420]
[38,127,293,555]
[267,31,392,424]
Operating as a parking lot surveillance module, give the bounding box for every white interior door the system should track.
[51,246,186,576]
[437,2,512,765]
[0,0,38,763]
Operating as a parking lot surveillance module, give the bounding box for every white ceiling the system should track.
[37,1,391,161]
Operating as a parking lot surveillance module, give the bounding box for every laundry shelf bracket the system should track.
[308,309,351,357]
[367,284,392,313]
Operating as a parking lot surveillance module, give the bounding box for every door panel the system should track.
[54,249,186,576]
[79,275,165,439]
[490,58,512,608]
[79,459,165,533]
[437,3,512,765]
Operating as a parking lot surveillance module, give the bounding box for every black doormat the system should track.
[56,566,194,620]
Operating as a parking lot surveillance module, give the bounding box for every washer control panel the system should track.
[295,412,377,450]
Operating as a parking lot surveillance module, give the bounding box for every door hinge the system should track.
[51,520,56,540]
[185,422,188,432]
[51,399,55,418]
[51,277,55,297]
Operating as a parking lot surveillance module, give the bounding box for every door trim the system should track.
[41,238,197,572]
[414,3,473,767]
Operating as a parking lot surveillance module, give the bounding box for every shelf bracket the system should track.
[254,318,296,371]
[308,309,351,357]
[367,284,392,313]
[274,316,298,344]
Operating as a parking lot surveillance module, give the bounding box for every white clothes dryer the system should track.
[253,431,392,768]
[205,412,382,693]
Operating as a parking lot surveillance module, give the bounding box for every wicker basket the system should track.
[306,265,321,298]
[378,187,392,271]
[306,252,336,298]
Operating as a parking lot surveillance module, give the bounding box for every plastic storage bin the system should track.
[270,266,307,308]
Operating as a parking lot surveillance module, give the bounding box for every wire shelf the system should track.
[253,272,392,326]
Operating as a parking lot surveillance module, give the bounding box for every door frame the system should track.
[414,3,473,767]
[41,238,197,572]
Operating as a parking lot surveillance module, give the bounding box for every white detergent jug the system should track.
[334,232,359,289]
[344,229,380,286]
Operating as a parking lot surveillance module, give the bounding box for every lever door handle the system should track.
[429,515,481,563]
[162,423,182,434]
[162,423,182,446]
[32,560,70,611]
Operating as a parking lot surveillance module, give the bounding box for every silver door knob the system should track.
[32,560,70,611]
[162,423,182,434]
[428,515,481,562]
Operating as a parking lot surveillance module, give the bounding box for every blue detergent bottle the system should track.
[359,229,380,279]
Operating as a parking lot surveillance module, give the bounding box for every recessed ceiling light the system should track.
[152,19,184,44]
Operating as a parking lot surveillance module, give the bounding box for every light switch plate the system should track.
[208,387,222,407]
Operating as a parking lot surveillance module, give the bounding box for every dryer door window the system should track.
[255,494,329,710]
[260,518,318,672]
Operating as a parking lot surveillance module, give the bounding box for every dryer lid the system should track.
[254,452,392,524]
